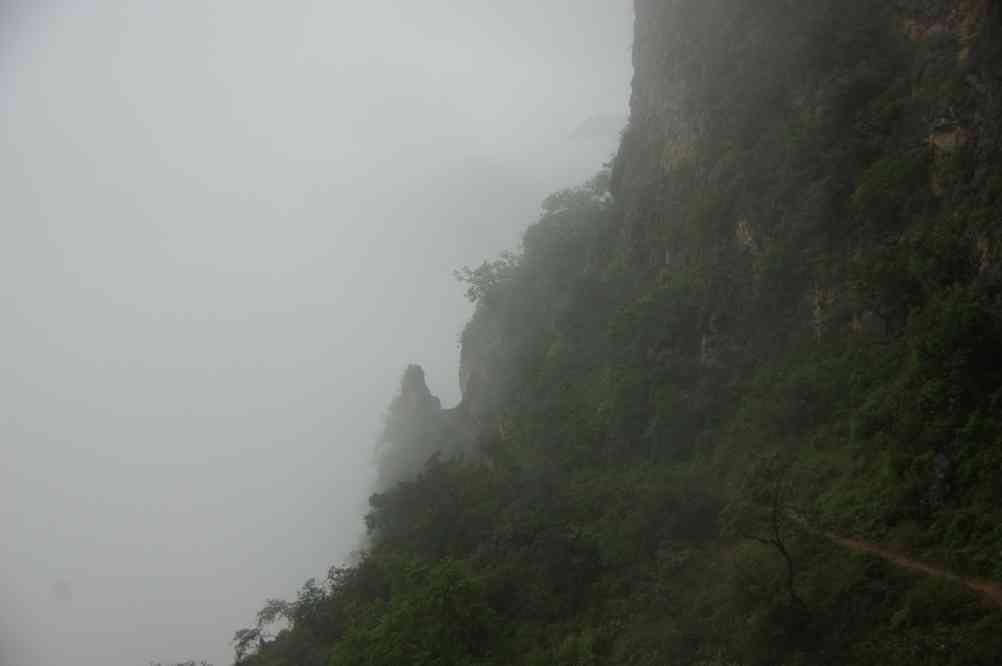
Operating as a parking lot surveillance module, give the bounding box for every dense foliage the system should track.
[232,1,1002,664]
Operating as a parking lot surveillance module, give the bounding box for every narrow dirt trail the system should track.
[821,530,1002,608]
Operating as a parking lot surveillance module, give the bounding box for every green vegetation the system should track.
[232,1,1002,663]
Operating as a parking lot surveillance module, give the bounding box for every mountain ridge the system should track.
[233,2,1002,664]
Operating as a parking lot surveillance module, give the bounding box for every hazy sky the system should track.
[0,2,632,664]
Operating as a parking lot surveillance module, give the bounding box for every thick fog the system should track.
[0,2,631,664]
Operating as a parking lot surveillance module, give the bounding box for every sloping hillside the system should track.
[233,2,1002,664]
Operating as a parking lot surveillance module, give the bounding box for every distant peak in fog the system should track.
[568,114,627,142]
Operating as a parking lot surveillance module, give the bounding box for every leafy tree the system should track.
[722,455,809,614]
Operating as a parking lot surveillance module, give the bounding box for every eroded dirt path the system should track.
[822,531,1002,608]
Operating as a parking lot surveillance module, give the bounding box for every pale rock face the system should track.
[976,236,994,276]
[735,219,759,255]
[615,0,707,268]
[398,364,442,415]
[454,340,497,461]
[896,0,990,65]
[812,285,837,342]
[615,0,995,349]
[928,125,972,195]
[929,126,970,153]
[460,356,496,420]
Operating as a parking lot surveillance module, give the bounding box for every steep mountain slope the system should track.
[233,2,1002,664]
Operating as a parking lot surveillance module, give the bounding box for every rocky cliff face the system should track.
[448,0,1001,474]
[611,0,1001,356]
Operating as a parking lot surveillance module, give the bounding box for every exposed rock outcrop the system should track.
[376,364,476,488]
[612,0,1001,355]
